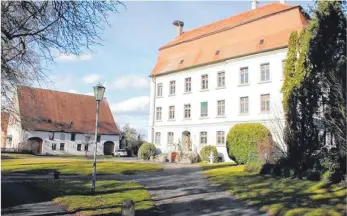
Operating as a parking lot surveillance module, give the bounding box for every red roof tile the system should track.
[151,3,309,76]
[17,86,119,135]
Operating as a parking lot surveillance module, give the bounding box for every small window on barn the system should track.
[60,133,65,140]
[52,143,57,150]
[179,59,184,64]
[71,133,76,141]
[97,135,101,143]
[49,132,54,140]
[215,50,220,55]
[60,143,65,151]
[77,144,82,151]
[259,39,264,44]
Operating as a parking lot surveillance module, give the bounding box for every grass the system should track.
[1,154,161,175]
[15,179,156,215]
[201,163,347,216]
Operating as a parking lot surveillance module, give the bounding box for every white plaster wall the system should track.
[148,49,288,161]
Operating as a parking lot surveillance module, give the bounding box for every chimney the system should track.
[173,20,184,36]
[280,0,286,4]
[251,0,258,10]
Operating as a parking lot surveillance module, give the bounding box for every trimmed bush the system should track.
[138,143,156,160]
[227,123,274,164]
[244,161,263,174]
[200,145,218,163]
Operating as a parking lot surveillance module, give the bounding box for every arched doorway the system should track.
[182,131,192,152]
[103,141,115,155]
[27,137,43,154]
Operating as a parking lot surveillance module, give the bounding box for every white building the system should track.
[5,86,120,155]
[148,2,309,161]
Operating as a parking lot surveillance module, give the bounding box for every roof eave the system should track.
[150,45,288,77]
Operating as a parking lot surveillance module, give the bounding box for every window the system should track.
[155,132,161,145]
[169,106,175,120]
[169,81,176,95]
[49,132,54,140]
[184,104,191,119]
[52,143,57,150]
[217,131,225,145]
[260,39,264,44]
[84,145,89,151]
[60,133,65,140]
[217,100,225,116]
[185,77,191,92]
[200,132,207,145]
[201,102,208,117]
[60,143,65,151]
[217,71,225,88]
[77,144,82,151]
[156,107,162,120]
[260,63,270,81]
[168,132,174,145]
[215,50,220,55]
[201,74,208,90]
[97,135,101,143]
[71,133,76,141]
[240,97,249,114]
[261,94,270,112]
[157,83,163,97]
[180,59,184,64]
[282,60,286,79]
[240,67,248,84]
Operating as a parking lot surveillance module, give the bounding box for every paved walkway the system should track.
[119,163,265,216]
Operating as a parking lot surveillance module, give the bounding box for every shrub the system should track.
[227,123,274,164]
[200,145,218,163]
[244,161,263,174]
[138,143,156,160]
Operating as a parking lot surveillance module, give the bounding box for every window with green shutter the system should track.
[201,102,208,117]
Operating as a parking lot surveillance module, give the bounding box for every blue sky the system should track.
[45,1,313,136]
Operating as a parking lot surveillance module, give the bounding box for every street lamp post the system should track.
[92,83,106,194]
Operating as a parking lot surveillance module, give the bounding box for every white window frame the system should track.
[52,143,57,150]
[156,107,162,120]
[217,100,225,117]
[77,144,82,151]
[201,74,208,90]
[261,94,270,113]
[260,63,270,82]
[240,96,249,114]
[240,67,249,84]
[185,77,191,92]
[184,104,191,119]
[60,143,65,151]
[157,83,163,97]
[169,106,175,120]
[155,132,161,145]
[217,71,225,88]
[167,132,174,145]
[200,131,207,145]
[169,80,176,95]
[200,102,208,117]
[216,131,225,145]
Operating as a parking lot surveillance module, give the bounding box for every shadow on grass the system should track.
[204,165,346,215]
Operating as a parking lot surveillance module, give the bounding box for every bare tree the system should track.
[1,1,123,114]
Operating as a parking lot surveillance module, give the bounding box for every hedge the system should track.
[200,145,218,163]
[227,123,274,164]
[138,143,156,160]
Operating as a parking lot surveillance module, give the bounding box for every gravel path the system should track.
[119,163,266,216]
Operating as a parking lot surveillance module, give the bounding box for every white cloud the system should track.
[85,92,94,96]
[115,114,148,138]
[56,53,92,62]
[49,74,73,90]
[68,89,78,93]
[111,96,149,115]
[83,74,100,84]
[110,75,150,90]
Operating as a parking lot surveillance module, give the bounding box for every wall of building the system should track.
[148,49,287,161]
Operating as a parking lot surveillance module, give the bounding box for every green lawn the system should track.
[1,154,161,175]
[201,163,346,216]
[6,179,156,216]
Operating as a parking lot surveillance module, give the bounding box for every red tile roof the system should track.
[1,112,10,133]
[151,3,309,76]
[17,86,119,135]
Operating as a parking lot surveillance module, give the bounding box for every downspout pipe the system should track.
[151,76,156,144]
